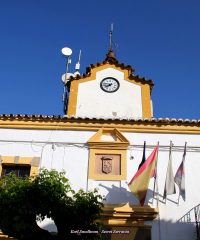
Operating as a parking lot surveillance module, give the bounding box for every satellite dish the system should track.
[61,47,72,56]
[61,73,74,84]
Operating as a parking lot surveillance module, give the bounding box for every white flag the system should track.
[163,141,176,200]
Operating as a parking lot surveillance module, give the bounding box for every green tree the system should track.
[0,169,103,240]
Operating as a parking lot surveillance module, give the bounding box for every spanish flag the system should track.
[128,145,158,206]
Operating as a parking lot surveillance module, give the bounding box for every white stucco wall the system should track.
[0,128,95,191]
[0,127,199,240]
[76,68,142,119]
[122,132,200,240]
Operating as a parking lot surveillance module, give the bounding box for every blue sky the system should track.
[0,0,200,119]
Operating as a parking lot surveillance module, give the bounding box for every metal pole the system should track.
[63,56,70,114]
[194,207,200,240]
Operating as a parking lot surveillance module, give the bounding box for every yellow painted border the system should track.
[88,128,130,149]
[141,84,151,118]
[88,128,129,180]
[101,203,158,224]
[100,204,157,240]
[0,156,40,177]
[1,117,200,134]
[67,63,152,118]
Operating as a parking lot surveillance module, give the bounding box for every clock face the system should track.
[100,77,120,93]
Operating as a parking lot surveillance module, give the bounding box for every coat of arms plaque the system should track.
[101,156,113,174]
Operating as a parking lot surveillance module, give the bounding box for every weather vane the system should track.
[109,23,114,51]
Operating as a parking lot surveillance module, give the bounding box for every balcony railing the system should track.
[178,203,200,240]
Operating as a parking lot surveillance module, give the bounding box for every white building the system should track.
[0,49,199,240]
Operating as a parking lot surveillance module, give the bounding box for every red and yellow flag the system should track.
[128,145,158,206]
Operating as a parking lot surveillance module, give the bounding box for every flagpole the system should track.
[86,151,90,192]
[157,206,162,240]
[156,174,159,208]
[153,141,159,205]
[177,191,180,206]
[166,141,172,204]
[176,142,187,205]
[156,142,159,208]
[138,141,146,170]
[164,140,173,204]
[154,142,161,240]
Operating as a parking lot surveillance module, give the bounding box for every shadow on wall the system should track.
[96,184,196,240]
[99,183,139,204]
[151,219,196,240]
[99,182,179,205]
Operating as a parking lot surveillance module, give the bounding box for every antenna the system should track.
[105,23,117,61]
[75,49,82,71]
[61,47,73,82]
[61,46,73,114]
[109,23,114,51]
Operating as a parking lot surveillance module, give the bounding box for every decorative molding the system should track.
[88,128,129,149]
[99,204,158,240]
[101,204,158,225]
[1,116,200,134]
[88,129,128,180]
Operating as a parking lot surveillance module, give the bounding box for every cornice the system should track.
[0,115,200,134]
[102,204,158,224]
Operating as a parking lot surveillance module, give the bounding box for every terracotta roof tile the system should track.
[0,114,200,126]
[68,59,154,90]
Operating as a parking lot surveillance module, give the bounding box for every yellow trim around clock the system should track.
[141,84,152,118]
[67,79,79,116]
[67,63,152,117]
[0,156,40,177]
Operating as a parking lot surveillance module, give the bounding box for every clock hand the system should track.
[103,83,112,87]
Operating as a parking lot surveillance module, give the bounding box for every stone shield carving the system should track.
[101,156,112,174]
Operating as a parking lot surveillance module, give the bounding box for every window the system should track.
[0,156,40,177]
[1,164,31,177]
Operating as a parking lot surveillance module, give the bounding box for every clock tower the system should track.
[66,50,154,119]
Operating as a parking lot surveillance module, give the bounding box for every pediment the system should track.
[87,128,129,149]
[68,60,154,89]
